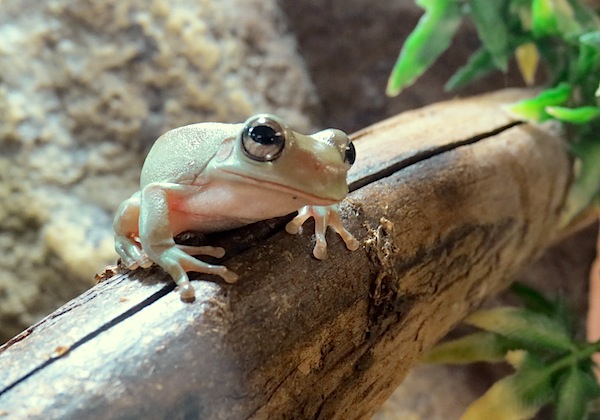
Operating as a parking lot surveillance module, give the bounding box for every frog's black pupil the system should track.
[345,142,356,165]
[249,125,278,145]
[242,118,285,162]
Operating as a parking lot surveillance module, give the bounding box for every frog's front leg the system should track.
[139,182,238,301]
[285,204,359,260]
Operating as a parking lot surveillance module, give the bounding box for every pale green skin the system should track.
[113,114,359,300]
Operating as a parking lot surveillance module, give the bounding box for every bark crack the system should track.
[349,121,523,192]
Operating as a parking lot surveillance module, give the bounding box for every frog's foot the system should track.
[150,246,238,301]
[286,204,359,260]
[115,236,152,269]
[176,245,226,259]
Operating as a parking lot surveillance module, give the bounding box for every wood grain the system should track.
[0,89,572,419]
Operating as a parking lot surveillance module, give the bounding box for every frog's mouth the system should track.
[218,169,339,206]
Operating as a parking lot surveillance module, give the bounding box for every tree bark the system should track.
[0,89,573,419]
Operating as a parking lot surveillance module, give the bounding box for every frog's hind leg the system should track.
[139,183,238,301]
[113,192,152,269]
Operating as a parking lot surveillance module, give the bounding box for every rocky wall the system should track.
[0,0,317,340]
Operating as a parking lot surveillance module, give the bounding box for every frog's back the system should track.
[140,122,242,187]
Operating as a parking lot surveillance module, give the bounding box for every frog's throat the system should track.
[218,169,339,206]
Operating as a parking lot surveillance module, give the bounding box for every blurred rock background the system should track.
[0,0,316,339]
[0,0,595,418]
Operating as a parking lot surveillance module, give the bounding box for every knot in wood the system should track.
[365,217,401,312]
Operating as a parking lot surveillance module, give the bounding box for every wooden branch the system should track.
[0,89,572,419]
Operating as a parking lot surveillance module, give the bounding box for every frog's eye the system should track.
[241,116,286,162]
[344,142,356,166]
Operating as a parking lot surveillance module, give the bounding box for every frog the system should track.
[113,114,359,301]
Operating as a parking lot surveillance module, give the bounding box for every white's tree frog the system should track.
[113,114,359,301]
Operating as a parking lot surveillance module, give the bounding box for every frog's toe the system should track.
[116,238,144,268]
[178,280,196,302]
[139,257,153,269]
[325,205,360,252]
[123,252,152,269]
[221,269,238,283]
[121,253,142,270]
[346,237,360,251]
[286,207,312,235]
[177,245,226,259]
[312,243,328,260]
[285,219,302,235]
[336,229,360,251]
[184,256,239,283]
[122,259,139,270]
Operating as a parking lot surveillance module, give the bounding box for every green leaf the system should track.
[423,332,509,364]
[386,0,461,96]
[468,0,510,71]
[445,48,497,91]
[510,282,557,317]
[464,307,574,351]
[580,368,600,399]
[555,367,592,420]
[516,42,541,85]
[546,106,600,124]
[532,0,580,37]
[510,0,534,30]
[553,296,576,334]
[462,365,553,420]
[580,32,600,50]
[504,83,572,122]
[532,0,560,37]
[574,42,600,84]
[553,0,581,35]
[506,349,528,369]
